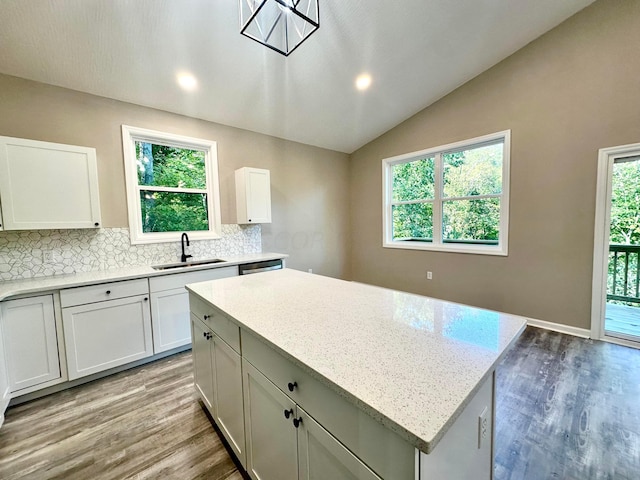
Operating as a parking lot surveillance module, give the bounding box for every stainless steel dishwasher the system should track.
[238,259,283,275]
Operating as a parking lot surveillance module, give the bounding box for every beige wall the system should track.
[0,74,350,278]
[349,0,640,329]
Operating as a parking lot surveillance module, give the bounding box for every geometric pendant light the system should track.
[240,0,320,56]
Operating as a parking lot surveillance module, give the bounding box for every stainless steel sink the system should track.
[151,258,225,271]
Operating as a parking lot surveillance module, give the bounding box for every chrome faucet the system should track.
[181,233,192,263]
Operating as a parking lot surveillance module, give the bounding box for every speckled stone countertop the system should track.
[187,268,527,454]
[0,253,287,301]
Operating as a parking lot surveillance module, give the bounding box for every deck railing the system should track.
[608,244,640,304]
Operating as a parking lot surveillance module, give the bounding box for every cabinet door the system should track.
[191,315,215,413]
[0,314,11,427]
[213,335,246,466]
[62,295,152,380]
[243,359,298,480]
[1,295,60,392]
[297,408,381,480]
[0,136,101,230]
[151,288,190,354]
[236,167,271,224]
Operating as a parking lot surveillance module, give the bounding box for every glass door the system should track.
[605,155,640,342]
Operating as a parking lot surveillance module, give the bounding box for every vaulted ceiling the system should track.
[0,0,594,153]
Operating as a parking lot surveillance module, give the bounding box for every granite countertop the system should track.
[0,252,287,301]
[186,268,527,454]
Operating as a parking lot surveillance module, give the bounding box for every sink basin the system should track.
[152,258,225,271]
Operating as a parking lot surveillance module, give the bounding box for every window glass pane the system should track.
[392,157,435,201]
[610,156,640,244]
[443,198,500,244]
[392,203,433,241]
[136,142,206,189]
[443,143,502,198]
[140,191,209,233]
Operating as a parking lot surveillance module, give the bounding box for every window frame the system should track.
[382,130,510,256]
[121,125,222,245]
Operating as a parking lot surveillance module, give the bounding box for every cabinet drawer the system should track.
[60,278,149,308]
[189,294,240,353]
[149,265,237,292]
[242,331,415,480]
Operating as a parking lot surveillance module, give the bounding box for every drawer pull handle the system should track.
[144,297,148,301]
[283,408,293,419]
[293,417,302,428]
[287,381,297,392]
[203,332,207,339]
[106,290,111,295]
[203,315,210,320]
[207,332,213,340]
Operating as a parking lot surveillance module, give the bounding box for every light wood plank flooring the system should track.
[0,352,243,480]
[1,327,639,479]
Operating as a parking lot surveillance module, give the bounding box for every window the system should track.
[122,125,222,244]
[383,130,510,255]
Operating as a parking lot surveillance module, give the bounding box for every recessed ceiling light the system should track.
[177,73,198,91]
[355,74,372,91]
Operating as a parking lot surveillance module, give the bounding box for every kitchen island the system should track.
[187,268,527,480]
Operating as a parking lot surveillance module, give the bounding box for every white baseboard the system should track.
[526,317,591,338]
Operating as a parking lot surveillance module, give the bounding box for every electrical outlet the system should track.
[427,271,433,280]
[478,407,488,449]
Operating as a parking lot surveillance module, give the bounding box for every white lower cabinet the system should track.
[243,360,381,480]
[1,295,60,392]
[191,293,392,480]
[191,314,215,412]
[243,360,298,480]
[297,409,381,480]
[191,314,246,466]
[212,334,246,465]
[62,293,152,380]
[0,311,12,426]
[151,288,191,354]
[150,266,237,354]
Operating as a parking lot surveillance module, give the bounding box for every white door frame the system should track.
[591,142,640,348]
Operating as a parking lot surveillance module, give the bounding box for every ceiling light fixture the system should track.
[240,0,319,56]
[177,73,198,91]
[355,74,372,91]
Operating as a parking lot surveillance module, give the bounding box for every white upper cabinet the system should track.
[235,167,272,224]
[0,136,102,230]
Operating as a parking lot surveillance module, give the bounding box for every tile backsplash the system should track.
[0,225,261,281]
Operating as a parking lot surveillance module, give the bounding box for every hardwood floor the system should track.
[495,327,640,480]
[0,352,243,480]
[1,327,639,479]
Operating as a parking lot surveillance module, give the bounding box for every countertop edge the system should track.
[421,319,528,453]
[0,253,288,302]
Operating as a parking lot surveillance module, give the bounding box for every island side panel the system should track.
[419,371,495,479]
